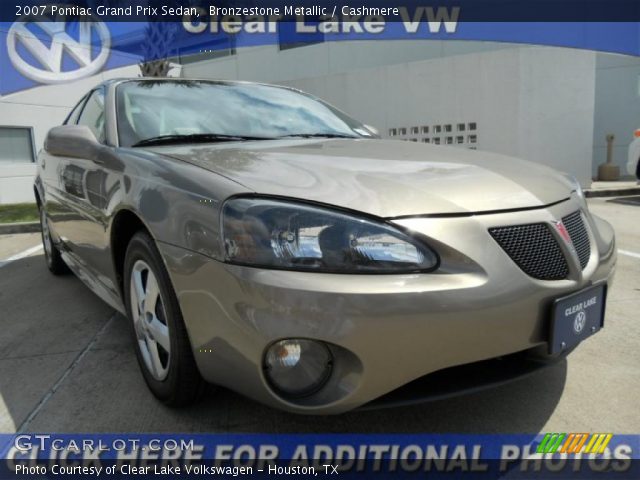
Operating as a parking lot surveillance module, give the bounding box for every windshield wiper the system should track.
[276,133,360,139]
[132,133,273,147]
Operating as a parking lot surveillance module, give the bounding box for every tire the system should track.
[39,206,69,275]
[123,231,203,406]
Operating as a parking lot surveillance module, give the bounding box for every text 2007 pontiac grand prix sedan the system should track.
[35,78,616,414]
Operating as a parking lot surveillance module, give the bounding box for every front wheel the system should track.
[123,231,203,406]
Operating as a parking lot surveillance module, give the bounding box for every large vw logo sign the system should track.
[573,311,586,334]
[7,16,110,84]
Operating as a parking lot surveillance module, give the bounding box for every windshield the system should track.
[116,80,374,147]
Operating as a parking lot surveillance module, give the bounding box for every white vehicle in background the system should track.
[628,129,640,179]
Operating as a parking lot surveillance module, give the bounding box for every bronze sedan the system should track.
[34,79,616,413]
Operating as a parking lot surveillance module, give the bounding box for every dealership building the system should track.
[0,27,638,204]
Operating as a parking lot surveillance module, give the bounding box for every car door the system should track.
[40,92,89,243]
[51,88,110,279]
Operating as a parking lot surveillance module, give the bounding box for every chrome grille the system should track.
[562,210,591,269]
[489,223,569,280]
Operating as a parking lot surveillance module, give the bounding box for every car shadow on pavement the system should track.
[0,254,567,435]
[194,361,567,434]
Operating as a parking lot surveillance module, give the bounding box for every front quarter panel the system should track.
[105,148,251,261]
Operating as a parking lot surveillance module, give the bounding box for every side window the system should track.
[77,89,106,143]
[64,95,88,125]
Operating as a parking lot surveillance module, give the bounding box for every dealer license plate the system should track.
[549,284,606,355]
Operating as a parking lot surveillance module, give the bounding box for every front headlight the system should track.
[221,197,438,273]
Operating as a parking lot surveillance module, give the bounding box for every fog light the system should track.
[264,339,332,397]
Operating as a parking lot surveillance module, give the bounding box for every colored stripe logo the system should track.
[536,433,613,454]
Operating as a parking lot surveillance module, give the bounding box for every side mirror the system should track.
[45,125,99,159]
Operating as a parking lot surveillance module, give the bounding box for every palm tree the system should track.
[92,0,181,77]
[138,22,179,77]
[95,0,260,77]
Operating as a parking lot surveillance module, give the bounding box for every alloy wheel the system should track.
[130,260,171,381]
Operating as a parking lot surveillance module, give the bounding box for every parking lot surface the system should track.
[0,198,638,434]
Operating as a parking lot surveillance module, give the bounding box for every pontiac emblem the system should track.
[553,221,574,250]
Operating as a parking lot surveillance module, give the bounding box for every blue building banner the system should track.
[0,2,639,95]
[1,434,639,479]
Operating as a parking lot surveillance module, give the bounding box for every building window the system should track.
[445,137,454,144]
[411,126,419,134]
[421,126,429,134]
[422,138,430,143]
[457,123,466,132]
[468,122,477,131]
[0,127,35,164]
[444,124,452,133]
[468,134,477,144]
[433,138,441,145]
[389,128,397,137]
[434,125,442,134]
[399,127,407,135]
[456,136,464,144]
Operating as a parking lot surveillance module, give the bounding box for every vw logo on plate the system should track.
[7,10,111,84]
[573,311,586,334]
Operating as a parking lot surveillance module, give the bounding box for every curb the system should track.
[585,187,640,198]
[0,222,41,235]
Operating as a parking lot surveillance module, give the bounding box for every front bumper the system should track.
[159,197,616,414]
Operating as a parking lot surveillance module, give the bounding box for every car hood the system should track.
[150,138,574,218]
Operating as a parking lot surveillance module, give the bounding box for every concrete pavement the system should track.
[0,198,638,434]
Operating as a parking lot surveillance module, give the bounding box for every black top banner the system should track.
[4,0,640,22]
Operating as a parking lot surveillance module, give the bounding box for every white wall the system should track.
[184,41,597,186]
[183,39,519,82]
[0,164,37,204]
